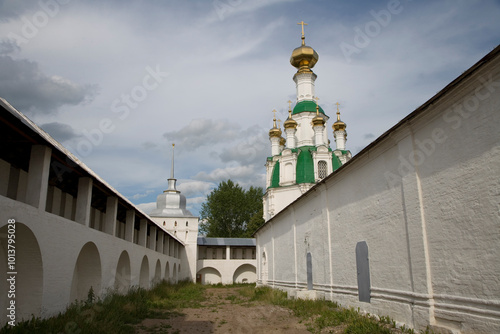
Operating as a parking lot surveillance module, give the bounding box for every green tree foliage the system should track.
[199,180,264,238]
[245,208,265,237]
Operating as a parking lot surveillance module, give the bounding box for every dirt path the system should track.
[135,287,311,334]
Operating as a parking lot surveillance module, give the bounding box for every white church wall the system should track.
[256,51,500,333]
[272,207,296,289]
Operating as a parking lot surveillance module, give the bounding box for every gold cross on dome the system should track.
[335,102,340,112]
[287,100,292,110]
[272,109,277,120]
[297,21,308,45]
[277,119,282,128]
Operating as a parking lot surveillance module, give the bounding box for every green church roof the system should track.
[296,147,315,184]
[270,161,280,188]
[293,100,325,115]
[332,155,342,171]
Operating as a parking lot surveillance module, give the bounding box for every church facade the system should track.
[256,35,500,334]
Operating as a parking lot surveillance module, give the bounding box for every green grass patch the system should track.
[0,280,204,334]
[247,286,392,334]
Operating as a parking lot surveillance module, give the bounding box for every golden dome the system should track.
[290,45,319,73]
[333,111,346,131]
[269,126,282,138]
[283,106,297,129]
[312,104,325,126]
[269,111,282,138]
[290,21,319,73]
[279,136,286,146]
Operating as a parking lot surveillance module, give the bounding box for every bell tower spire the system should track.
[167,143,179,193]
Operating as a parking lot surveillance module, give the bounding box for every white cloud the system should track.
[136,202,156,215]
[130,189,156,200]
[177,180,216,198]
[193,164,265,189]
[163,119,241,151]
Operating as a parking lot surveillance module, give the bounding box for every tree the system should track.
[245,208,265,237]
[199,180,264,238]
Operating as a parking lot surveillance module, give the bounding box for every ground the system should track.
[134,286,408,334]
[135,286,310,333]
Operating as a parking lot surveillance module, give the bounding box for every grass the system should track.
[0,280,203,334]
[240,285,392,334]
[1,282,436,334]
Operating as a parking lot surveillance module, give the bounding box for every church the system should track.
[256,27,500,334]
[263,22,351,221]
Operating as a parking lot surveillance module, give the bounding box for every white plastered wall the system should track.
[256,56,500,334]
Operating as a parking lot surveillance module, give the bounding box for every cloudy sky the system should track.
[1,0,499,216]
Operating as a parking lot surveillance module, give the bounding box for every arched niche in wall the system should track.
[70,242,102,302]
[196,267,222,285]
[153,259,161,285]
[115,251,131,293]
[233,264,256,284]
[139,255,149,288]
[0,223,43,322]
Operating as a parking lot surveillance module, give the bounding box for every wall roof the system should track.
[198,237,256,246]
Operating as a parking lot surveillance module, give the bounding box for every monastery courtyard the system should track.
[134,284,409,334]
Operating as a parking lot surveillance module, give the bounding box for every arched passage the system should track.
[261,251,268,284]
[153,259,161,284]
[233,264,256,284]
[139,256,149,288]
[0,223,43,322]
[70,242,102,302]
[114,251,131,293]
[165,261,170,282]
[196,267,222,285]
[172,263,177,284]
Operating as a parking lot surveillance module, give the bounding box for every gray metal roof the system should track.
[197,237,256,246]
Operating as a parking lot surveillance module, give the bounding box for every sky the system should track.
[1,0,499,217]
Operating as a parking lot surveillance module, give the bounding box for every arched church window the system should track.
[174,221,177,227]
[318,160,327,179]
[186,221,188,226]
[163,221,166,226]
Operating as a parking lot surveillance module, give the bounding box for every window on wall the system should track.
[318,160,327,179]
[174,221,177,227]
[186,221,188,226]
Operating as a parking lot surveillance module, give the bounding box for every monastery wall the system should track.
[0,194,182,324]
[0,99,187,326]
[255,50,500,333]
